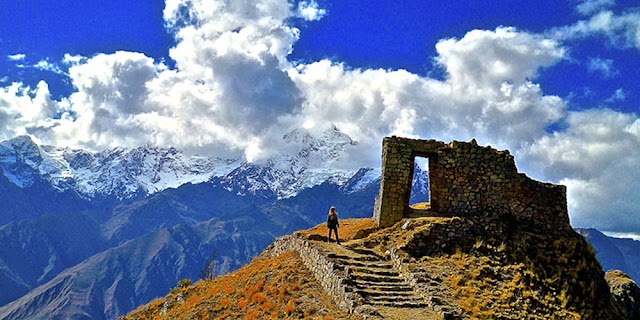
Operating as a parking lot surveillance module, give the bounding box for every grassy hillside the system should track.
[124,220,376,320]
[125,251,359,320]
[126,218,624,319]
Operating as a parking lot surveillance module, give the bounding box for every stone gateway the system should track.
[373,136,570,231]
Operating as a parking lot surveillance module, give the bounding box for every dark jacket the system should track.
[327,212,339,229]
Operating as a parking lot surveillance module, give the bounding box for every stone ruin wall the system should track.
[373,136,571,232]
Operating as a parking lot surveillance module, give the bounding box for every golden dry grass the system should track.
[296,218,375,242]
[605,269,636,287]
[414,230,619,319]
[125,251,360,320]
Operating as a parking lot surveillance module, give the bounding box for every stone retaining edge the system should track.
[264,235,362,314]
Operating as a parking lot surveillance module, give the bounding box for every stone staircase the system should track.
[326,246,429,309]
[266,235,454,319]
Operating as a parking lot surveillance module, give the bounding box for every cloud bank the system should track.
[552,9,640,50]
[1,0,640,233]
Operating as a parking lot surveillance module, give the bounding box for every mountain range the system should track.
[0,131,637,319]
[0,126,370,201]
[0,129,397,319]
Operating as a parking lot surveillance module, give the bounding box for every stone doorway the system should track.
[409,156,431,212]
[373,137,444,227]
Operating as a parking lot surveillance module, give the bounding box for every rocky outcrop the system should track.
[607,270,640,320]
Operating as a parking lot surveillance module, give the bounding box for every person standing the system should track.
[327,206,340,244]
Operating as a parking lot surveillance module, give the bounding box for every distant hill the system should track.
[577,228,640,283]
[0,213,280,320]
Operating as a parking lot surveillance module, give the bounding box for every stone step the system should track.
[327,253,380,262]
[336,264,400,277]
[355,268,399,277]
[351,272,405,283]
[335,258,392,269]
[365,300,428,308]
[350,281,414,292]
[355,288,417,298]
[344,248,381,257]
[366,294,425,303]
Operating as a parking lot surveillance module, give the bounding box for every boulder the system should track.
[606,270,640,320]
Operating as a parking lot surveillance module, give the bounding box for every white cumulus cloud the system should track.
[1,0,640,233]
[7,53,26,61]
[45,0,305,159]
[520,109,640,232]
[297,1,326,21]
[47,51,161,150]
[34,59,65,74]
[576,0,616,16]
[0,81,59,140]
[289,27,566,167]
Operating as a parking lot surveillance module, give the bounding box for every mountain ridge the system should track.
[0,127,372,202]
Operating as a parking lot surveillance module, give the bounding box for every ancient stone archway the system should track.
[373,136,570,230]
[373,138,444,227]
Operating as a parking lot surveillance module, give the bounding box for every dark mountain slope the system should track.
[0,212,108,306]
[102,182,252,243]
[0,210,282,320]
[579,228,640,283]
[0,173,92,227]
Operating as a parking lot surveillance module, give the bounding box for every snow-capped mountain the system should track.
[0,127,386,200]
[0,136,238,199]
[410,162,430,203]
[213,126,375,199]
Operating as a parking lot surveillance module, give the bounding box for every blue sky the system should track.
[1,0,640,233]
[2,1,639,111]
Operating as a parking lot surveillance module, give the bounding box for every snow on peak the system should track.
[268,127,363,197]
[0,137,238,199]
[0,136,46,187]
[214,128,374,199]
[0,128,379,200]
